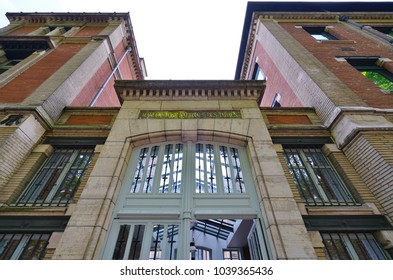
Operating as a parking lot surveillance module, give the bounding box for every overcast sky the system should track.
[0,0,390,80]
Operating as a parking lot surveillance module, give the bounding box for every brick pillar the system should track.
[0,114,46,193]
[343,131,393,221]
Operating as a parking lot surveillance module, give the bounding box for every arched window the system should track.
[101,141,272,260]
[129,142,247,195]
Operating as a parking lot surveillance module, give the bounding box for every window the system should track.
[105,219,266,260]
[130,142,247,195]
[345,57,393,91]
[371,26,393,37]
[271,93,282,108]
[283,147,359,206]
[0,232,51,260]
[0,59,22,74]
[322,232,391,260]
[15,146,94,207]
[303,26,338,41]
[191,246,212,260]
[223,249,242,260]
[0,39,50,74]
[102,141,272,260]
[252,63,266,80]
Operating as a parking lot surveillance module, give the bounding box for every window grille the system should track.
[322,232,391,260]
[129,143,246,195]
[15,147,94,207]
[283,148,359,206]
[0,232,51,260]
[112,223,179,260]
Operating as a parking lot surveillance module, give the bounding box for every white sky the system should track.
[0,0,391,80]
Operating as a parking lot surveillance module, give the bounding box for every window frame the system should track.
[271,93,282,108]
[128,142,249,195]
[0,232,51,260]
[0,216,69,260]
[303,26,338,41]
[371,26,393,37]
[345,57,393,92]
[282,146,360,206]
[223,248,242,260]
[322,232,391,260]
[252,63,266,81]
[14,145,94,207]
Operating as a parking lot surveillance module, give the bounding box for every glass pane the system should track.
[206,144,217,193]
[165,225,179,260]
[322,233,350,260]
[255,67,266,80]
[17,148,93,206]
[285,148,357,205]
[0,234,17,260]
[284,150,320,203]
[357,233,389,260]
[321,233,389,260]
[18,150,72,205]
[230,148,245,193]
[149,225,164,260]
[171,144,183,193]
[220,146,233,193]
[159,144,173,193]
[247,225,262,260]
[112,225,130,260]
[52,149,93,205]
[192,247,211,260]
[223,250,231,259]
[19,233,50,260]
[195,144,205,193]
[362,71,393,90]
[0,233,50,260]
[312,34,329,40]
[143,146,159,193]
[130,148,148,193]
[128,225,145,260]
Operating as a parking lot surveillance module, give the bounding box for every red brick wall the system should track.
[267,114,311,125]
[9,26,39,35]
[252,42,303,107]
[71,42,129,107]
[75,26,105,36]
[280,22,393,109]
[90,75,120,107]
[71,59,113,106]
[0,43,85,103]
[65,115,113,125]
[114,42,134,80]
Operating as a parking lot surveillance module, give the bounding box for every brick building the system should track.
[1,2,393,260]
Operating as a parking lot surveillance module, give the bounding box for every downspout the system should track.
[339,15,393,45]
[88,46,131,107]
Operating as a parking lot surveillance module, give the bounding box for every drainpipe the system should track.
[339,15,393,45]
[89,46,131,107]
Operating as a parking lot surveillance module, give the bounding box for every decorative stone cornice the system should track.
[256,12,393,22]
[115,80,265,103]
[238,11,393,80]
[5,12,129,25]
[4,12,144,80]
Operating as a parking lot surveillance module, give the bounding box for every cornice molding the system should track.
[256,12,393,22]
[4,12,144,80]
[5,12,129,25]
[115,80,266,103]
[239,12,393,80]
